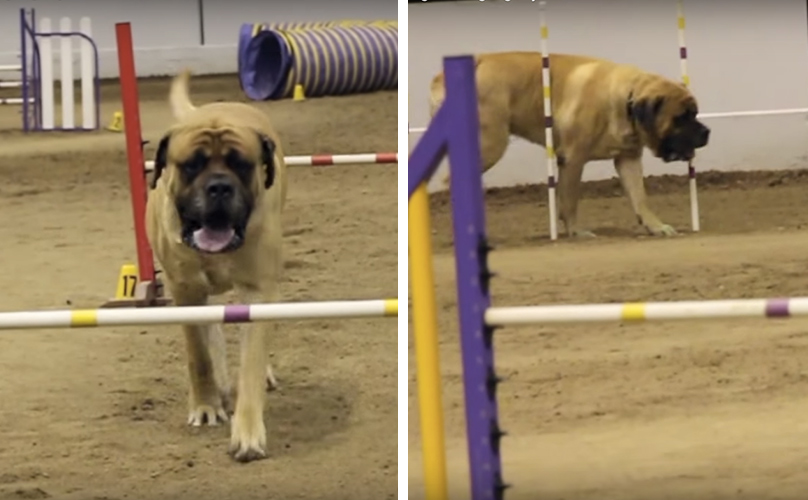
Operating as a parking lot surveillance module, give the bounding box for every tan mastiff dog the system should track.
[146,69,287,462]
[429,51,710,238]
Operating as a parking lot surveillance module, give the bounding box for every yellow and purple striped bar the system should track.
[0,299,398,331]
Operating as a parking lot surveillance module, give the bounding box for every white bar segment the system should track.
[79,17,95,129]
[0,81,23,88]
[407,108,808,136]
[39,17,55,130]
[60,17,75,129]
[0,97,34,105]
[0,65,22,72]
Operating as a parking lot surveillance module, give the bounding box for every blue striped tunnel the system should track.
[237,21,398,101]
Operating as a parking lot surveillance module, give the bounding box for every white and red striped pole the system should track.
[285,152,397,166]
[144,152,397,172]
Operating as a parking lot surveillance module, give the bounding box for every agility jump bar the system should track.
[0,299,398,330]
[143,152,397,172]
[485,297,808,326]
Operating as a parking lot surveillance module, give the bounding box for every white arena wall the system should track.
[408,0,808,192]
[0,0,397,79]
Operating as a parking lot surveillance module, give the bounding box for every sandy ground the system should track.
[0,76,397,499]
[408,168,808,499]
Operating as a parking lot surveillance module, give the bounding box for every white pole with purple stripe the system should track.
[539,1,559,241]
[0,299,398,330]
[678,0,700,233]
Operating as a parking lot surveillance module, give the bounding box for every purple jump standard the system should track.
[408,55,507,500]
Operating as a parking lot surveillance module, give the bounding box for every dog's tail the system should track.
[169,68,196,120]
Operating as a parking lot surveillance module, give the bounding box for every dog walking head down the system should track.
[628,78,710,163]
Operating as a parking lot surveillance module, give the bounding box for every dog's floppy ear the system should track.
[630,96,665,131]
[258,133,276,189]
[151,133,171,189]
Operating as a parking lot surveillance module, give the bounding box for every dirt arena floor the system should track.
[409,168,808,499]
[0,76,396,499]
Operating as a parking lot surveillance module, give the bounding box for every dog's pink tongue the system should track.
[192,227,235,253]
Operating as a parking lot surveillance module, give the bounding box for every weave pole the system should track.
[539,1,559,241]
[677,0,700,232]
[0,299,397,330]
[144,152,397,172]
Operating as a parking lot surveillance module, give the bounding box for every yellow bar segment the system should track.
[70,310,98,327]
[384,299,398,315]
[621,302,647,322]
[408,183,448,500]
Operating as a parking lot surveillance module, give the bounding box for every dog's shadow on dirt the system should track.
[115,365,357,460]
[264,374,356,457]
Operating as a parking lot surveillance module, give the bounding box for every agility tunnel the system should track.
[237,20,398,101]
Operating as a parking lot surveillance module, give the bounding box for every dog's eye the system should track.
[179,151,208,178]
[224,150,254,177]
[674,112,693,126]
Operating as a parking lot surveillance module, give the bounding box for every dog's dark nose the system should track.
[205,176,234,200]
[697,126,710,147]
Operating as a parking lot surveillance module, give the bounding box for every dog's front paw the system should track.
[266,364,279,392]
[647,223,677,237]
[188,403,229,427]
[228,414,267,463]
[571,229,597,239]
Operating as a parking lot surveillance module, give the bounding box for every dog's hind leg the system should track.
[265,363,279,391]
[207,323,234,411]
[614,156,676,236]
[557,151,596,239]
[441,113,509,188]
[172,288,230,427]
[160,277,230,427]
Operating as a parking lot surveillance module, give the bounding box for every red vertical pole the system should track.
[115,22,155,283]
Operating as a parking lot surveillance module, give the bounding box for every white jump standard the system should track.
[4,8,101,132]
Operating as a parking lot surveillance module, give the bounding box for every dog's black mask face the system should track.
[631,95,711,163]
[152,131,277,254]
[657,107,710,163]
